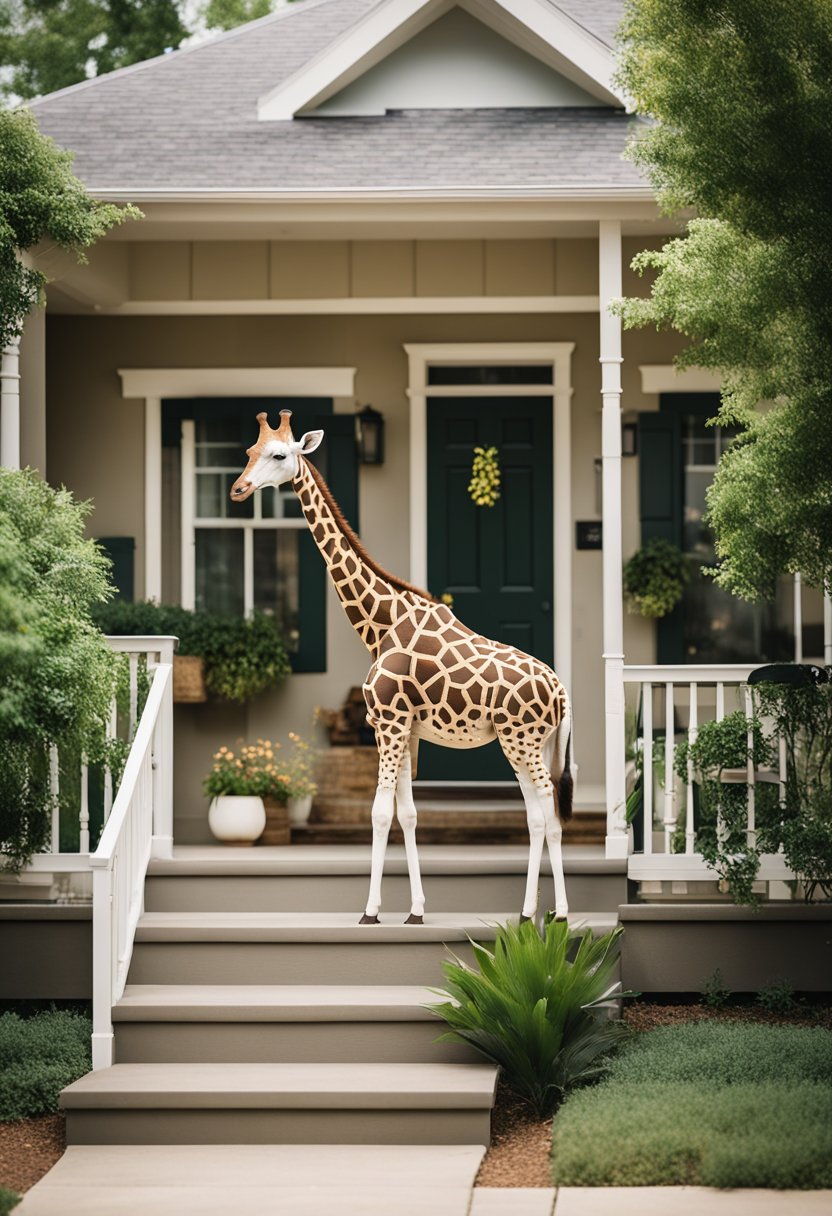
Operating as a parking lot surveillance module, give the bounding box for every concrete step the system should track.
[129,909,618,986]
[292,818,604,845]
[129,910,511,986]
[113,984,476,1064]
[145,845,627,914]
[17,1144,485,1216]
[61,1061,498,1146]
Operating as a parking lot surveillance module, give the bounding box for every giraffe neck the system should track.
[292,458,400,654]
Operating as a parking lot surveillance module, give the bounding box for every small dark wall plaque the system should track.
[576,521,603,550]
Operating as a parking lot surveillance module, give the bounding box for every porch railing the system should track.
[623,663,792,886]
[90,641,174,1069]
[22,637,176,873]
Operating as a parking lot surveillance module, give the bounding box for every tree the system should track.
[615,0,832,601]
[0,0,189,100]
[202,0,272,33]
[0,107,140,349]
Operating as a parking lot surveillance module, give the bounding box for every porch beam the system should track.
[599,220,628,859]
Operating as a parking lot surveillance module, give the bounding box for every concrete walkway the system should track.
[16,1147,832,1215]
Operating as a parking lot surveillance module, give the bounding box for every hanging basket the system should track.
[173,654,207,703]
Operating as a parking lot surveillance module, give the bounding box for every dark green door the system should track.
[420,397,554,781]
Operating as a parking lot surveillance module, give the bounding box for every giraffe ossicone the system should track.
[231,411,576,925]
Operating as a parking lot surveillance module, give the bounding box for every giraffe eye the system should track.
[272,453,286,461]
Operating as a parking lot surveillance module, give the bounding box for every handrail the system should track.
[89,661,173,1070]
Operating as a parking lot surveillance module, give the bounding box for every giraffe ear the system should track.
[297,430,324,454]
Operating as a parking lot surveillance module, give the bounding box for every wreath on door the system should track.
[468,446,501,507]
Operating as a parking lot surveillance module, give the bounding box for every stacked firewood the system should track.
[318,686,376,746]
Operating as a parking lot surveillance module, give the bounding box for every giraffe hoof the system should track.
[404,913,423,925]
[359,914,380,925]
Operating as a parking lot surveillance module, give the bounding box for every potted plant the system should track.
[623,538,690,618]
[281,733,319,826]
[92,601,291,703]
[203,743,274,845]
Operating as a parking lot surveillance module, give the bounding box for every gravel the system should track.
[0,1116,64,1195]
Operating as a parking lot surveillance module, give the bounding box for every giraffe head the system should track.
[230,409,324,502]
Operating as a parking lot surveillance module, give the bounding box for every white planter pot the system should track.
[287,794,313,826]
[208,795,266,845]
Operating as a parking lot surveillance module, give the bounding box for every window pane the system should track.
[253,531,300,653]
[196,472,252,519]
[195,530,244,616]
[428,365,553,386]
[196,443,242,469]
[261,484,303,520]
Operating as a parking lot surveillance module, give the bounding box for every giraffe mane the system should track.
[302,458,437,604]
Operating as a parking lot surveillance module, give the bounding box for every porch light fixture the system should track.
[622,422,638,456]
[355,405,385,465]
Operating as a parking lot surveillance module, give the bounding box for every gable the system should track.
[259,0,622,122]
[311,7,606,115]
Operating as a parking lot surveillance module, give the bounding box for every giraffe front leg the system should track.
[396,747,425,924]
[360,728,409,925]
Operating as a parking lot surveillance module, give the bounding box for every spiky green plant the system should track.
[429,919,631,1118]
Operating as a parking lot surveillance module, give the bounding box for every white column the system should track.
[144,397,162,601]
[553,367,573,697]
[1,338,21,469]
[180,420,196,610]
[599,221,628,858]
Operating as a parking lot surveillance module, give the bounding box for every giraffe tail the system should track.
[551,700,574,823]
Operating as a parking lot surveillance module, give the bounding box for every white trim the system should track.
[119,367,357,399]
[95,296,599,318]
[1,339,21,470]
[639,364,723,394]
[79,186,654,202]
[258,0,621,120]
[405,341,574,695]
[144,398,162,600]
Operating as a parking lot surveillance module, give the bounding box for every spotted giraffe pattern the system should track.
[291,456,571,814]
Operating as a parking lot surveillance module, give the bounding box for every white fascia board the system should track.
[259,0,454,121]
[258,0,622,121]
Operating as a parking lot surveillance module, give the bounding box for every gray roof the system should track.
[31,0,643,195]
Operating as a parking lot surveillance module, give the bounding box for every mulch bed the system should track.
[0,1115,65,1195]
[475,1002,832,1188]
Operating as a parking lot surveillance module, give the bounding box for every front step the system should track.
[113,985,476,1064]
[129,911,513,986]
[145,845,627,914]
[293,811,605,846]
[61,1062,497,1146]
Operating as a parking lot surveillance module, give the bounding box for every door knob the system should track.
[541,601,552,612]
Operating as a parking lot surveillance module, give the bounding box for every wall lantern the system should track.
[622,421,638,457]
[355,405,385,465]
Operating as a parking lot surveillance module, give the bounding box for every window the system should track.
[640,398,794,665]
[167,398,357,674]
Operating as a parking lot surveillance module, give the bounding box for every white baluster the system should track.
[793,573,803,663]
[716,682,725,722]
[79,757,90,854]
[128,652,139,740]
[686,683,698,855]
[49,744,60,853]
[642,682,653,856]
[744,686,756,847]
[663,682,675,853]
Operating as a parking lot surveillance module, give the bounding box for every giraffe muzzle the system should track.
[230,479,254,502]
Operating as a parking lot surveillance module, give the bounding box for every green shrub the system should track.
[92,600,291,703]
[551,1023,832,1189]
[429,919,630,1118]
[756,978,799,1016]
[0,1188,20,1215]
[0,470,118,871]
[0,1010,91,1120]
[701,968,731,1008]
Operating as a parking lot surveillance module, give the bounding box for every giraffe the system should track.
[231,409,575,925]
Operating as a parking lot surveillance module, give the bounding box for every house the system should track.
[4,0,830,853]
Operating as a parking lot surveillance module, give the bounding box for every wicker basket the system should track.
[259,797,290,846]
[172,654,207,703]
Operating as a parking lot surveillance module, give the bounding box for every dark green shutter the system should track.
[293,413,359,674]
[638,411,683,663]
[97,537,135,602]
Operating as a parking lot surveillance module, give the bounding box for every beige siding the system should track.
[130,243,191,300]
[351,241,415,297]
[484,240,555,296]
[270,242,351,298]
[192,242,269,299]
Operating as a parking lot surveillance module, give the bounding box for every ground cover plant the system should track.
[431,918,629,1118]
[0,1010,91,1122]
[551,1022,832,1189]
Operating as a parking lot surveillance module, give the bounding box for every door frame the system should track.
[404,342,574,694]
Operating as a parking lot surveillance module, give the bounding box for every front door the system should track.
[420,396,554,781]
